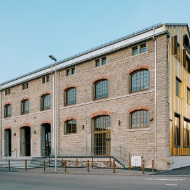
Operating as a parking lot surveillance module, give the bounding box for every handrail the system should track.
[0,149,17,158]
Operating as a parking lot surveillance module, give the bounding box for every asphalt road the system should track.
[0,172,190,190]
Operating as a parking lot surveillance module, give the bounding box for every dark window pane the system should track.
[95,59,100,67]
[65,120,77,134]
[174,114,180,147]
[140,44,146,53]
[66,88,76,105]
[95,80,108,99]
[133,47,138,55]
[131,110,148,128]
[41,94,50,110]
[102,58,106,65]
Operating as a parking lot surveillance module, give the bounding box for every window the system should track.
[42,76,49,84]
[95,57,107,67]
[140,44,146,53]
[176,77,182,98]
[131,110,148,128]
[66,67,76,76]
[41,94,51,110]
[187,88,190,104]
[65,88,76,106]
[65,120,77,134]
[131,70,148,92]
[174,113,180,147]
[4,104,11,118]
[21,99,29,114]
[94,79,108,100]
[5,89,10,95]
[184,118,190,147]
[22,83,28,90]
[132,46,138,55]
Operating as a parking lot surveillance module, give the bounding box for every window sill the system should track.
[64,133,77,136]
[94,97,108,101]
[130,88,148,94]
[65,103,76,107]
[127,127,151,132]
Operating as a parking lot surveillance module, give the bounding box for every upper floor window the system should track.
[140,44,146,53]
[22,83,28,90]
[64,119,77,134]
[94,79,108,100]
[21,99,29,114]
[66,67,75,76]
[131,69,148,92]
[174,113,180,147]
[95,57,107,67]
[5,89,11,95]
[184,117,190,147]
[65,88,76,106]
[4,104,11,118]
[131,110,148,128]
[41,94,51,111]
[42,76,49,84]
[176,77,182,98]
[132,46,138,55]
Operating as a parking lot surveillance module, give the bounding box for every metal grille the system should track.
[93,115,111,155]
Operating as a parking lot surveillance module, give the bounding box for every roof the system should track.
[0,22,163,87]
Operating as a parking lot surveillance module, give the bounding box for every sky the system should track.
[0,0,190,83]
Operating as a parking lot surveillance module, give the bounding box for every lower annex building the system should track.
[1,23,190,170]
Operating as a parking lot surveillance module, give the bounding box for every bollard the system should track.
[8,160,10,171]
[152,160,154,173]
[113,160,115,173]
[87,160,89,173]
[64,160,67,173]
[128,158,131,170]
[44,160,46,172]
[25,160,27,171]
[76,158,78,168]
[142,159,145,175]
[92,158,93,168]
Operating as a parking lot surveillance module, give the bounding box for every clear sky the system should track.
[0,0,189,83]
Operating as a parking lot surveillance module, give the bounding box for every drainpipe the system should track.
[153,28,157,168]
[52,64,57,172]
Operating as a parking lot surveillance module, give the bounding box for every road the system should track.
[0,172,190,190]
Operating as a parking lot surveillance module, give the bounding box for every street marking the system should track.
[146,178,186,181]
[166,184,178,186]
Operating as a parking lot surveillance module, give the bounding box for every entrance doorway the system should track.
[20,126,31,156]
[41,123,51,156]
[4,129,12,156]
[92,115,111,155]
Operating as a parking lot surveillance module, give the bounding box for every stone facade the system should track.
[1,23,190,170]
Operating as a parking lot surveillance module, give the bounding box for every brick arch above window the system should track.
[63,84,77,91]
[19,123,31,128]
[128,65,149,75]
[39,92,51,97]
[90,110,112,118]
[4,102,12,106]
[4,126,11,130]
[128,106,150,114]
[92,76,109,84]
[63,116,77,122]
[20,97,30,102]
[40,121,52,125]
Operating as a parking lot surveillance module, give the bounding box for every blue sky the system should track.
[0,0,189,83]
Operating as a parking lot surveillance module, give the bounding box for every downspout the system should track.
[52,64,57,172]
[153,28,157,168]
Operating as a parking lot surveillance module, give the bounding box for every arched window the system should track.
[4,104,11,118]
[65,88,76,106]
[131,70,148,92]
[41,94,51,111]
[64,119,77,134]
[94,79,108,100]
[21,99,29,114]
[131,110,148,128]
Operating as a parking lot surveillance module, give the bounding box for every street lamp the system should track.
[49,55,57,172]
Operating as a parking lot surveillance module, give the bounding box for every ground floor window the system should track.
[184,118,190,147]
[174,113,180,147]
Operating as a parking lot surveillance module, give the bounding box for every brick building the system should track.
[0,23,190,170]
